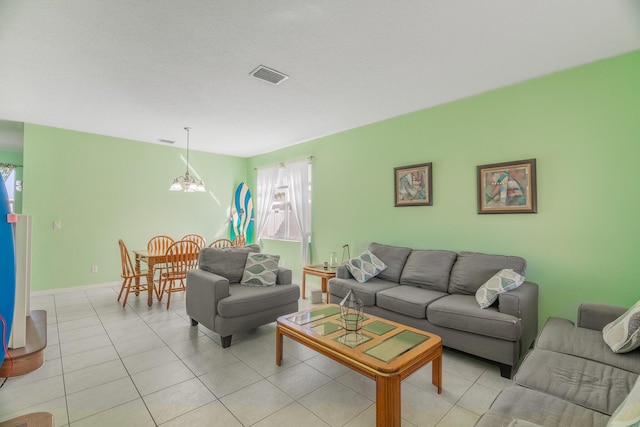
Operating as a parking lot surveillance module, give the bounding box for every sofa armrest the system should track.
[276,267,292,285]
[336,265,352,279]
[186,269,230,331]
[498,281,539,352]
[498,281,538,318]
[577,303,627,330]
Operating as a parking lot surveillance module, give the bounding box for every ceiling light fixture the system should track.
[169,127,205,193]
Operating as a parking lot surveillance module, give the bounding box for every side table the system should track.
[302,265,337,303]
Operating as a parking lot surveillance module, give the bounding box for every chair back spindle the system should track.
[209,238,233,248]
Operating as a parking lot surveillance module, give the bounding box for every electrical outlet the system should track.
[91,265,98,273]
[53,221,62,229]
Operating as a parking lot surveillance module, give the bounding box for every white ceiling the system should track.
[1,1,639,157]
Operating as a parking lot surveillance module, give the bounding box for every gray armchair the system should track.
[186,244,300,347]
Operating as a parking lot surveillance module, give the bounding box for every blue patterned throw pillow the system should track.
[241,253,280,286]
[346,250,387,283]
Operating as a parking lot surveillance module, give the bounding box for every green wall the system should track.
[17,50,640,326]
[22,124,247,290]
[250,50,640,324]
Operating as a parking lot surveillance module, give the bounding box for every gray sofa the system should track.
[476,303,640,427]
[328,242,539,378]
[186,244,300,347]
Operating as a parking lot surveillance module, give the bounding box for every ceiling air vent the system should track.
[158,138,175,144]
[250,65,289,85]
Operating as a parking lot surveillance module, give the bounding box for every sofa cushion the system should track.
[507,421,544,427]
[399,249,457,292]
[427,294,522,341]
[345,250,387,283]
[368,242,412,283]
[240,253,280,286]
[536,317,640,375]
[603,300,640,354]
[199,244,260,283]
[328,277,398,307]
[376,285,448,319]
[515,349,638,415]
[474,386,610,427]
[476,269,525,309]
[217,282,300,318]
[448,251,527,295]
[608,375,640,427]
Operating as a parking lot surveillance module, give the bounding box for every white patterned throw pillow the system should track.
[345,250,387,283]
[603,300,640,354]
[240,253,280,286]
[475,269,525,309]
[607,375,640,427]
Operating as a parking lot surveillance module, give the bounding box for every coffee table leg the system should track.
[376,375,401,427]
[432,349,442,394]
[275,327,283,366]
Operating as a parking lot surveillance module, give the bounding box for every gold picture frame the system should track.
[394,162,432,207]
[477,159,537,214]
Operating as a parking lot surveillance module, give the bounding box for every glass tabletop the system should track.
[364,330,429,362]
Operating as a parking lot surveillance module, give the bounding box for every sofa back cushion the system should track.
[368,242,412,283]
[199,244,260,283]
[448,251,527,295]
[400,250,457,292]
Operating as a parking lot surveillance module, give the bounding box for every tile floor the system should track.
[0,285,514,426]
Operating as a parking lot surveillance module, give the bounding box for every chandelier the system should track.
[169,127,205,192]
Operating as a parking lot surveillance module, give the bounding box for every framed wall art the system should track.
[477,159,537,214]
[394,162,432,207]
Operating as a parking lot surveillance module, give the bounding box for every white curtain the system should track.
[255,165,279,241]
[287,159,312,265]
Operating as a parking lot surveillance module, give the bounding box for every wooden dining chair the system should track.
[147,235,174,296]
[117,239,149,307]
[148,235,175,254]
[181,233,206,249]
[208,238,233,248]
[231,235,247,247]
[159,240,199,309]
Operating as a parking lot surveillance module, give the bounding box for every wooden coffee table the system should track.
[276,304,442,427]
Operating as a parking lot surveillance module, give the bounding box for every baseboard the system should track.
[30,281,120,296]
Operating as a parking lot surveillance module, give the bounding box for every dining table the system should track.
[133,249,167,306]
[133,248,200,306]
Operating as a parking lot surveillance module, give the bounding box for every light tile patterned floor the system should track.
[0,285,513,426]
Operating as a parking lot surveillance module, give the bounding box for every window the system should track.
[258,162,311,242]
[3,169,16,213]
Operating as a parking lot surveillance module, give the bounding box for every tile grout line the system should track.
[53,293,72,427]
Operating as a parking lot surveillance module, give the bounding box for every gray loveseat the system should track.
[328,242,539,378]
[476,303,640,426]
[186,244,300,347]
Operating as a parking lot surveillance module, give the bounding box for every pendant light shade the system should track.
[169,127,205,192]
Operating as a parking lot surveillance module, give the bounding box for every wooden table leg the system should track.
[134,255,141,296]
[275,327,283,366]
[302,271,307,299]
[321,277,328,303]
[376,375,401,427]
[146,259,155,306]
[432,347,442,394]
